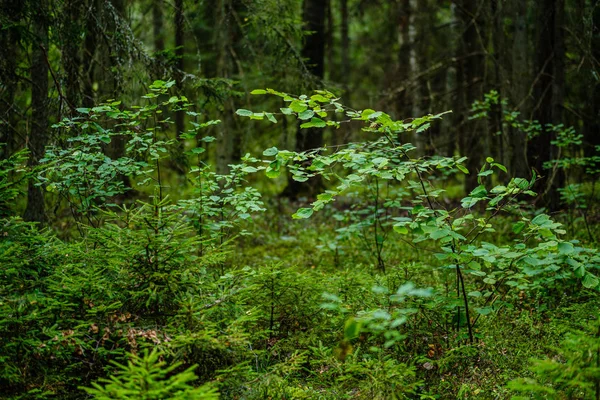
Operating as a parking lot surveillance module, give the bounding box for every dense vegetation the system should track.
[1,0,599,399]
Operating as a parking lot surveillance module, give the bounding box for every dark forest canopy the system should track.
[1,0,599,214]
[0,1,600,399]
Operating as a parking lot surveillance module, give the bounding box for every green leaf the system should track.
[475,307,493,316]
[456,164,469,174]
[290,100,308,113]
[393,225,408,235]
[512,221,526,234]
[236,109,253,117]
[241,166,258,173]
[250,89,267,95]
[344,318,361,340]
[557,242,574,255]
[300,118,326,129]
[265,112,277,123]
[263,147,278,156]
[582,273,599,289]
[298,110,315,120]
[292,174,308,182]
[430,228,450,240]
[266,160,281,178]
[292,207,313,219]
[492,162,507,173]
[470,185,488,198]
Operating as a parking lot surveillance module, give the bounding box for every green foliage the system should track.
[1,86,599,399]
[82,349,219,399]
[238,89,600,346]
[0,148,29,217]
[507,320,600,399]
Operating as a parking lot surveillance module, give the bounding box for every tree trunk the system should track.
[507,0,530,178]
[0,0,24,160]
[62,0,83,113]
[82,0,98,108]
[584,2,600,157]
[529,0,564,210]
[409,0,430,154]
[284,0,326,199]
[24,0,49,224]
[153,0,165,52]
[174,0,185,139]
[340,0,349,85]
[215,0,242,175]
[456,0,486,193]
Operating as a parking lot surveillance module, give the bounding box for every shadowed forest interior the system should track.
[1,0,599,399]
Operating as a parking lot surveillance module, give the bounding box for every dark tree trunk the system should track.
[340,0,349,84]
[456,0,486,193]
[62,0,83,112]
[584,2,600,157]
[82,0,98,108]
[0,0,24,160]
[105,0,129,189]
[507,0,531,178]
[174,0,185,138]
[336,0,350,145]
[216,0,243,175]
[410,0,431,155]
[488,0,505,165]
[285,0,327,199]
[24,0,49,224]
[153,0,165,52]
[529,0,564,210]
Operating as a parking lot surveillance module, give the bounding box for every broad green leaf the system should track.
[557,242,574,255]
[292,207,314,219]
[290,100,308,113]
[263,147,278,156]
[236,109,253,117]
[475,307,493,316]
[582,273,599,289]
[300,117,326,129]
[512,221,526,234]
[250,89,267,95]
[393,225,408,234]
[298,110,315,120]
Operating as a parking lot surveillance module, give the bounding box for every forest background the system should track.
[1,0,600,399]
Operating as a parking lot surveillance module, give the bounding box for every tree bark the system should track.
[153,0,165,52]
[529,0,564,210]
[174,0,185,138]
[456,0,486,193]
[0,0,24,160]
[82,0,99,108]
[507,0,531,178]
[284,0,327,199]
[24,0,49,224]
[584,1,600,157]
[215,0,243,175]
[62,0,83,112]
